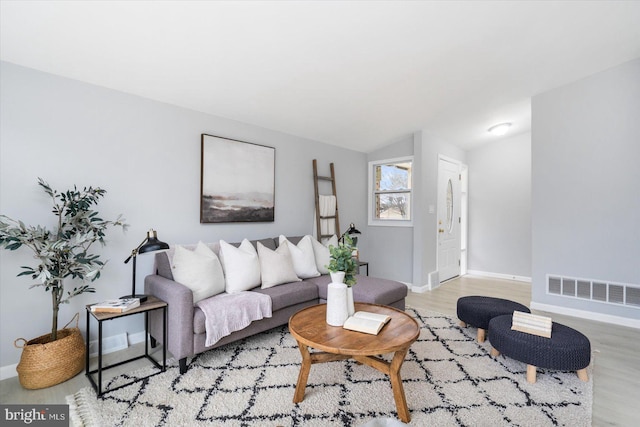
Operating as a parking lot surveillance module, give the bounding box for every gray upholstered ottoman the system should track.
[457,296,530,342]
[488,314,591,384]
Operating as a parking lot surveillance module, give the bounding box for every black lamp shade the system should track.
[339,223,362,246]
[123,229,169,303]
[346,223,361,235]
[139,237,169,254]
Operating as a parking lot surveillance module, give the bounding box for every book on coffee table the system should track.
[343,311,391,335]
[91,298,140,313]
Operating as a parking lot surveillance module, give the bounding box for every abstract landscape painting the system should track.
[201,134,275,223]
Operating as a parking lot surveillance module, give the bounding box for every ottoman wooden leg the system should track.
[477,328,486,343]
[459,320,467,328]
[526,365,537,384]
[490,347,500,357]
[576,368,588,382]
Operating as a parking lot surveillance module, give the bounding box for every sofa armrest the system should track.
[144,274,195,361]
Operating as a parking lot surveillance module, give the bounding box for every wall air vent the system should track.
[593,282,607,302]
[547,275,640,309]
[549,277,561,295]
[627,287,640,307]
[576,280,591,299]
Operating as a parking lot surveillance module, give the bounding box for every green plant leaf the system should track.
[0,178,128,341]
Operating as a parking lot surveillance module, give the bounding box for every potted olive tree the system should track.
[0,178,127,389]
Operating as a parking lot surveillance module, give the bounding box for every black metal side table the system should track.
[85,295,167,397]
[358,260,369,276]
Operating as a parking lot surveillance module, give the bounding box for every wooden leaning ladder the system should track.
[313,159,340,241]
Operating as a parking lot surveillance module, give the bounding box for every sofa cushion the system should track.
[156,242,221,281]
[257,241,301,289]
[171,242,225,303]
[277,235,304,246]
[305,274,408,305]
[193,282,318,334]
[253,281,318,312]
[231,238,277,251]
[279,235,321,279]
[219,239,261,293]
[310,234,338,274]
[156,252,174,280]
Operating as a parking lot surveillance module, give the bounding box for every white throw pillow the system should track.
[310,234,338,275]
[278,235,321,279]
[257,241,301,289]
[171,242,225,303]
[219,239,262,293]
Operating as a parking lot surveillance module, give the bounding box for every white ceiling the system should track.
[2,1,639,153]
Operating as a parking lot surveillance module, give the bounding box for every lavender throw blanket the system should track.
[196,292,273,347]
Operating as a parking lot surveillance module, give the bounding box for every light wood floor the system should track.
[406,275,640,427]
[0,343,158,405]
[2,275,638,426]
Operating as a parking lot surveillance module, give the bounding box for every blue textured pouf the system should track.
[456,296,530,342]
[488,314,591,383]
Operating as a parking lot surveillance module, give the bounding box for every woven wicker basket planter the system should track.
[14,324,85,390]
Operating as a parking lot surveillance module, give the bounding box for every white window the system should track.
[368,156,413,226]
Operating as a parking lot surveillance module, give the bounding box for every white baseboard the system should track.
[1,331,147,381]
[530,301,640,329]
[429,271,440,290]
[128,331,146,346]
[466,270,531,283]
[0,363,18,381]
[88,331,146,357]
[88,332,128,357]
[410,271,440,293]
[411,283,430,293]
[411,270,530,293]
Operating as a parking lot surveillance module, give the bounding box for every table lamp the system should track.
[123,229,169,302]
[339,223,361,246]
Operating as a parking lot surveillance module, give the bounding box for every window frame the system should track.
[368,156,414,227]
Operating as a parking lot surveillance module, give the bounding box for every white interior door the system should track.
[437,157,461,282]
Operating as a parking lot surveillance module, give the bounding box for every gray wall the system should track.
[0,62,367,367]
[364,132,466,287]
[467,133,531,278]
[413,131,466,287]
[531,58,640,319]
[366,136,414,282]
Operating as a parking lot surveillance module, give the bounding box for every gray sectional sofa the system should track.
[144,236,408,374]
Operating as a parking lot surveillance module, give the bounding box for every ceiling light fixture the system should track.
[488,122,512,136]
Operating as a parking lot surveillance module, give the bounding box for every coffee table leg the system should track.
[293,341,311,403]
[389,348,411,423]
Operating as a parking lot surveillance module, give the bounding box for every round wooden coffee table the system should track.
[288,303,419,423]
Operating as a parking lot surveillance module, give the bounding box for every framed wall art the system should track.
[200,134,275,223]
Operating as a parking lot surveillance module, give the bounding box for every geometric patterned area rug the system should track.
[67,308,592,426]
